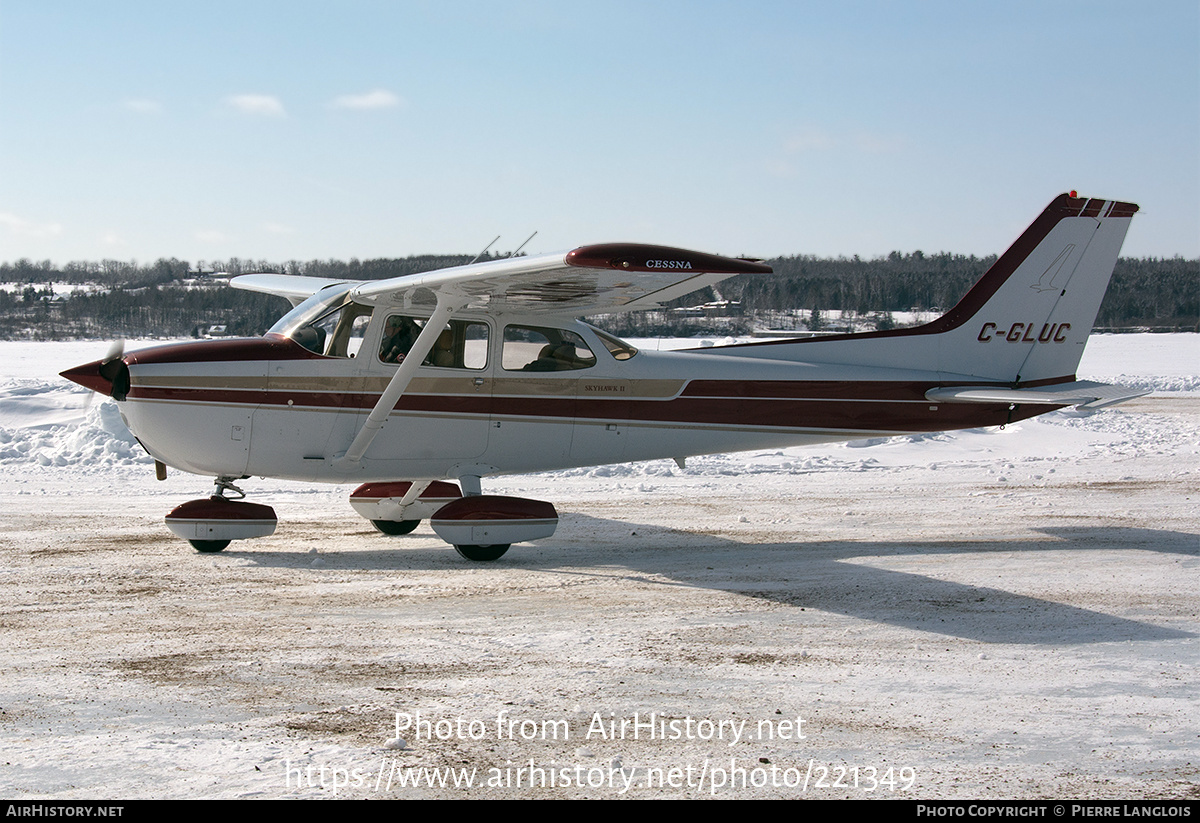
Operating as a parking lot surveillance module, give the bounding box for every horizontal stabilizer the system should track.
[926,380,1149,410]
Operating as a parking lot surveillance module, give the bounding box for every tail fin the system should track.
[926,193,1138,382]
[717,194,1138,384]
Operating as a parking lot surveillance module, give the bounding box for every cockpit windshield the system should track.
[266,284,373,358]
[268,285,353,338]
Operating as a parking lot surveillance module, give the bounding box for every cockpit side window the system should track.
[379,314,489,369]
[324,300,373,358]
[379,315,421,363]
[502,325,597,372]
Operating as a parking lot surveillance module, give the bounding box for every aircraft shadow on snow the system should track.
[228,515,1197,645]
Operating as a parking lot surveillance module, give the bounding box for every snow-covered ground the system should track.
[0,335,1196,799]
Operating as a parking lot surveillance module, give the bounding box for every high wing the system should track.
[225,245,769,470]
[351,244,770,314]
[229,273,355,307]
[231,244,770,316]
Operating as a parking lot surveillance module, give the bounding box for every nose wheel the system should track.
[165,477,277,553]
[191,539,231,553]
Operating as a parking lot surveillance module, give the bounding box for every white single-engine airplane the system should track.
[63,193,1144,560]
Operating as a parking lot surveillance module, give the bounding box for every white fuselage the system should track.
[116,314,1020,484]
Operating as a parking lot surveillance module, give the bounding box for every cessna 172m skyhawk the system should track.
[62,193,1143,560]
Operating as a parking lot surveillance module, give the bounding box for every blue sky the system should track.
[1,1,1196,265]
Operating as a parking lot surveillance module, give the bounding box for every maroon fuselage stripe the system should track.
[126,380,1053,433]
[682,379,929,401]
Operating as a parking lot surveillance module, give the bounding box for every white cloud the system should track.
[123,98,161,113]
[853,132,904,154]
[263,222,295,235]
[784,129,834,153]
[764,159,797,179]
[780,128,903,156]
[100,232,125,247]
[763,129,834,177]
[0,212,63,239]
[225,94,286,117]
[331,88,402,110]
[194,229,228,243]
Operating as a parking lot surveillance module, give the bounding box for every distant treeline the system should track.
[739,252,1198,331]
[0,255,476,339]
[0,252,1195,340]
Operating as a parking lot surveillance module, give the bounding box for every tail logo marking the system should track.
[1030,244,1076,293]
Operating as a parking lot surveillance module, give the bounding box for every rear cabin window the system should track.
[502,326,597,372]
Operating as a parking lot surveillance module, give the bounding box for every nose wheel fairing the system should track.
[165,496,278,551]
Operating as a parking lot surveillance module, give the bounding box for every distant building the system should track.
[670,300,743,319]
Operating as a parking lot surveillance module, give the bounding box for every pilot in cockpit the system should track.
[380,315,420,363]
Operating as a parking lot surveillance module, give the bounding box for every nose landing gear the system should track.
[165,477,277,553]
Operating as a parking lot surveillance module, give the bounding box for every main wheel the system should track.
[190,539,230,553]
[372,519,420,536]
[453,544,510,561]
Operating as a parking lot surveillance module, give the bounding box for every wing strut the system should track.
[396,480,432,508]
[333,293,467,470]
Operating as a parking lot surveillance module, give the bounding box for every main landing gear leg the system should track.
[348,480,463,535]
[448,474,509,560]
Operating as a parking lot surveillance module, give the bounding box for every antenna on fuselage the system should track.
[508,231,537,258]
[468,235,501,265]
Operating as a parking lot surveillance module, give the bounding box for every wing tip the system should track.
[566,243,772,274]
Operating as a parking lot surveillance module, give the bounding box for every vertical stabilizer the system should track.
[932,194,1138,382]
[706,195,1138,385]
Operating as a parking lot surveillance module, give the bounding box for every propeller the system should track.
[77,339,127,405]
[101,338,125,364]
[61,338,129,401]
[96,339,130,401]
